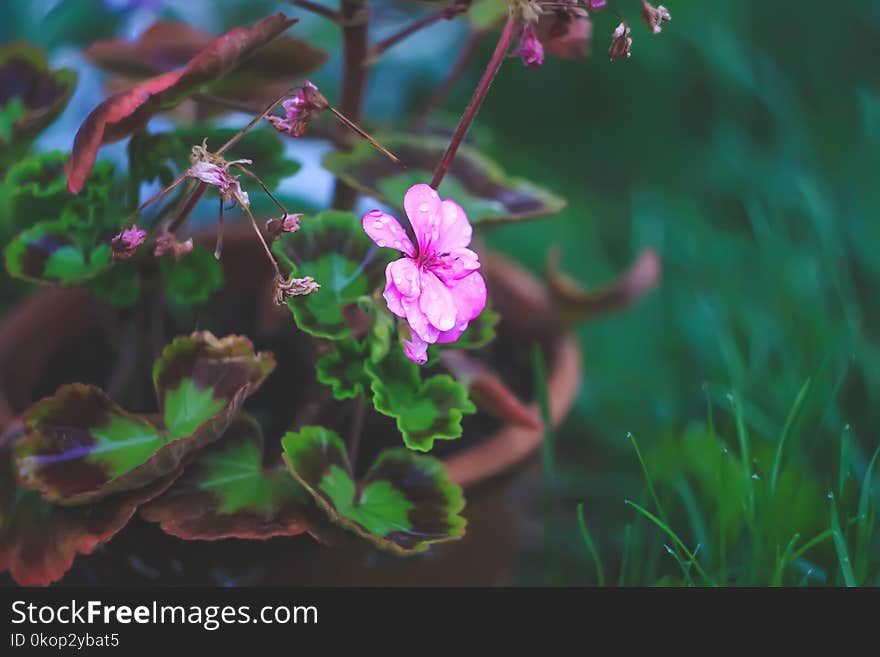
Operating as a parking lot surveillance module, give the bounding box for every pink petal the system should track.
[389,257,421,298]
[402,333,428,365]
[432,248,480,283]
[448,271,487,322]
[433,199,474,253]
[403,183,441,254]
[382,262,406,318]
[402,297,439,344]
[362,209,415,257]
[436,320,470,344]
[418,269,457,332]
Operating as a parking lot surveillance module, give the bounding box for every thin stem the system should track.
[214,198,224,259]
[132,173,186,217]
[326,106,402,165]
[165,182,207,234]
[241,203,283,279]
[234,165,290,216]
[289,0,340,22]
[331,0,370,210]
[217,87,297,156]
[368,2,470,61]
[430,15,517,189]
[413,30,482,130]
[347,395,366,473]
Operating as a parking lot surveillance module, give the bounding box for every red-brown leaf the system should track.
[66,13,297,193]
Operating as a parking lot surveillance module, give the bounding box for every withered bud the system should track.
[609,22,632,60]
[111,225,146,260]
[641,1,671,34]
[154,233,194,261]
[273,275,320,305]
[265,213,302,240]
[267,82,329,138]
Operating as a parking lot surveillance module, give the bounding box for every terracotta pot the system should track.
[0,228,582,585]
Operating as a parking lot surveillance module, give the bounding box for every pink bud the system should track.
[111,225,146,260]
[519,26,545,68]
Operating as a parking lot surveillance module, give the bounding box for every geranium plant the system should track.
[0,0,667,585]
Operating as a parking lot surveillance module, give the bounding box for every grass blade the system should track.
[576,503,605,586]
[770,378,812,495]
[828,492,857,587]
[625,499,715,586]
[855,444,880,582]
[728,393,756,522]
[771,533,800,586]
[839,424,851,498]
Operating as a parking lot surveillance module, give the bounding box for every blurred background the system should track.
[3,0,879,585]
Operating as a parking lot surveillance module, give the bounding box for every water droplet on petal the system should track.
[377,240,386,247]
[394,240,402,248]
[373,220,384,229]
[419,203,430,213]
[380,216,389,224]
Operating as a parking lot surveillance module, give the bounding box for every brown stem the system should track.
[214,198,225,259]
[241,203,283,279]
[217,87,296,156]
[326,106,402,165]
[413,30,482,130]
[430,15,516,190]
[330,0,369,211]
[368,2,470,61]
[235,165,290,216]
[289,0,341,22]
[165,182,207,234]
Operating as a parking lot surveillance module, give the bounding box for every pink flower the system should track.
[267,81,328,138]
[362,184,487,365]
[518,25,545,68]
[110,224,146,260]
[186,161,250,208]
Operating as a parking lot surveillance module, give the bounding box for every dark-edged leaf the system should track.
[5,220,112,284]
[365,347,476,452]
[66,13,297,194]
[316,339,371,400]
[159,243,224,305]
[323,133,567,225]
[0,42,76,149]
[86,19,327,114]
[0,431,178,587]
[273,211,392,339]
[282,426,466,553]
[140,415,321,541]
[2,151,70,226]
[12,332,274,505]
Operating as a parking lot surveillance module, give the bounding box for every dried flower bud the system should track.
[110,225,146,260]
[267,81,329,138]
[273,274,320,305]
[265,213,303,240]
[518,25,545,68]
[186,140,251,209]
[641,1,671,34]
[609,22,632,60]
[510,0,543,25]
[154,233,193,261]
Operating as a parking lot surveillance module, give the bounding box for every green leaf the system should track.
[468,0,510,31]
[159,244,224,305]
[89,260,141,308]
[2,151,71,227]
[0,43,76,154]
[0,433,178,586]
[365,347,476,452]
[452,305,499,350]
[13,332,274,505]
[273,211,392,339]
[4,220,112,284]
[316,339,371,400]
[323,133,567,225]
[140,415,322,541]
[282,426,466,553]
